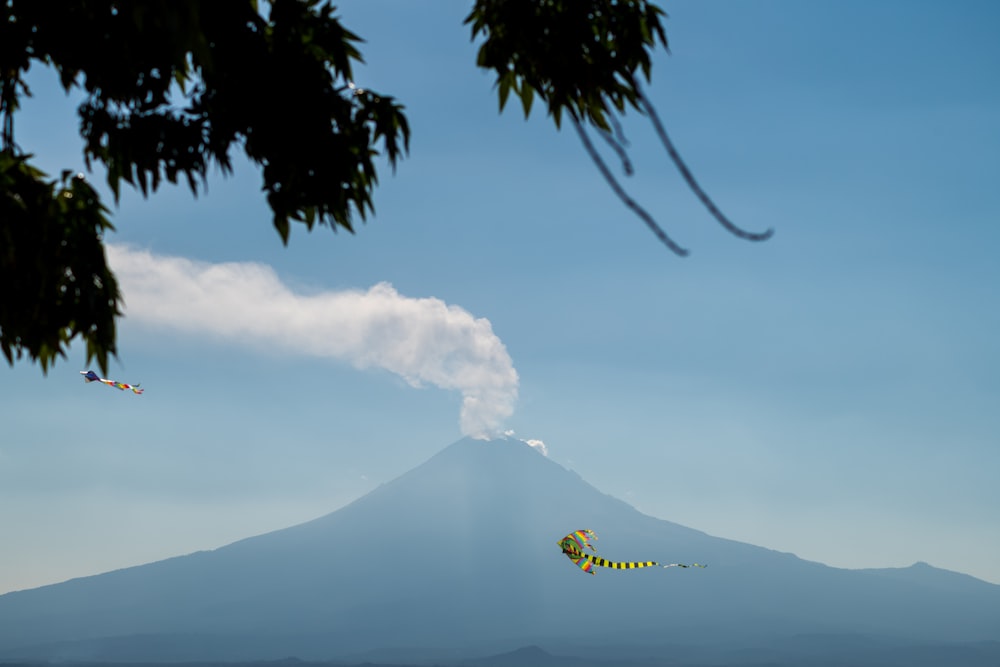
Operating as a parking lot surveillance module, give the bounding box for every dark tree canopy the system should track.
[1,0,408,372]
[467,0,773,257]
[467,0,666,129]
[1,0,770,375]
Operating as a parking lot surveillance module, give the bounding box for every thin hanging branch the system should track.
[635,80,774,243]
[598,126,633,176]
[598,115,633,176]
[607,114,630,148]
[571,111,689,257]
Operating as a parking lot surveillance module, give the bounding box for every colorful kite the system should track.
[80,370,144,395]
[558,529,706,575]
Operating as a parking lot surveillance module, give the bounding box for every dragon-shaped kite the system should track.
[558,529,706,575]
[80,370,144,395]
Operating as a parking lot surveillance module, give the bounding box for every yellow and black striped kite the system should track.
[557,529,706,575]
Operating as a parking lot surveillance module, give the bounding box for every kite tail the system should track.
[584,555,661,570]
[662,562,708,569]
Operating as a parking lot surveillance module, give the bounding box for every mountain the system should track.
[1,436,998,663]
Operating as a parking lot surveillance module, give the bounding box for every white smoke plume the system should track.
[524,439,548,456]
[106,245,519,437]
[503,430,548,456]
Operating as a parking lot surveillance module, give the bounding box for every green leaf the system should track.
[519,83,534,118]
[498,71,513,111]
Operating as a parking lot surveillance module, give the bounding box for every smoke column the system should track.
[107,245,518,436]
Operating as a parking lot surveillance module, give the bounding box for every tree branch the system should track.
[1,79,15,151]
[571,112,689,257]
[635,80,774,243]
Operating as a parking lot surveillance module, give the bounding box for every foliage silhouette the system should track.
[1,0,770,374]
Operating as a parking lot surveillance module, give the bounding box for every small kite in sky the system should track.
[80,370,144,395]
[558,529,706,575]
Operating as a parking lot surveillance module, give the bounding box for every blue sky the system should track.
[2,0,999,594]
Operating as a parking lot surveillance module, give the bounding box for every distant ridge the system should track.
[466,645,576,667]
[1,436,998,663]
[857,561,997,593]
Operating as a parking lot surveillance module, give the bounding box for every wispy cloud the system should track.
[106,245,518,437]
